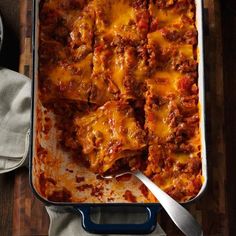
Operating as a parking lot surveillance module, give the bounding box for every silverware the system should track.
[102,170,203,236]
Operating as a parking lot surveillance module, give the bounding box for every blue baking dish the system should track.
[30,0,207,234]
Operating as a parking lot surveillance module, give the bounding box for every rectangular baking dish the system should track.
[30,0,207,234]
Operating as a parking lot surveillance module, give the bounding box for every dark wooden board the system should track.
[0,172,14,236]
[12,1,49,236]
[221,0,236,235]
[12,0,229,235]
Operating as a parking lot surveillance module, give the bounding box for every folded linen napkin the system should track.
[0,68,30,173]
[0,68,166,236]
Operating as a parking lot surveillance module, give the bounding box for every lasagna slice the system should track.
[144,74,202,201]
[145,144,202,202]
[149,0,195,27]
[90,43,148,105]
[148,0,197,73]
[144,75,178,143]
[39,1,96,103]
[115,44,148,100]
[89,44,120,105]
[68,4,95,61]
[145,72,199,145]
[92,0,149,45]
[147,29,196,72]
[74,101,146,174]
[39,54,93,103]
[39,0,95,49]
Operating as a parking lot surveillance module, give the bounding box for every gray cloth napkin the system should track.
[0,68,166,236]
[0,68,30,173]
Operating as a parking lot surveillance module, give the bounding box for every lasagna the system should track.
[74,101,146,173]
[39,0,202,202]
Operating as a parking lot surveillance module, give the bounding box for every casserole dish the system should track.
[30,0,207,234]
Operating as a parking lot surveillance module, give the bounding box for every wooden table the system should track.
[1,0,236,235]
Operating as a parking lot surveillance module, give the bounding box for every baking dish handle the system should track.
[75,205,162,235]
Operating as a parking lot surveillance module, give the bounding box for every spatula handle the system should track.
[134,170,203,236]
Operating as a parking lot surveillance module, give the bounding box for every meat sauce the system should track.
[36,0,202,203]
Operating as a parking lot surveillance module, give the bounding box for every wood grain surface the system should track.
[0,172,14,236]
[12,1,49,236]
[221,0,236,234]
[10,0,230,235]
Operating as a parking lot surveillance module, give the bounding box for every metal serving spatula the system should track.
[102,170,203,236]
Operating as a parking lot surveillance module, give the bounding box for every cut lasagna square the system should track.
[68,4,95,61]
[74,101,146,173]
[144,144,202,202]
[39,1,96,103]
[92,0,149,45]
[90,43,148,105]
[144,75,178,144]
[147,29,196,72]
[149,0,195,25]
[148,0,197,72]
[89,44,120,105]
[144,72,202,202]
[144,72,198,143]
[39,53,93,103]
[39,0,95,52]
